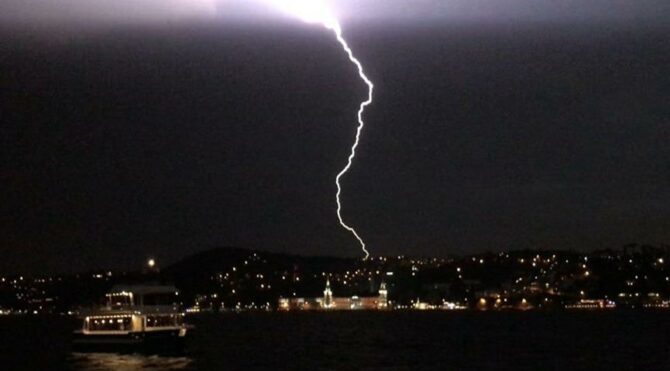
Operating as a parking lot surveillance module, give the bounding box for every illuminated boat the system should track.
[72,285,188,352]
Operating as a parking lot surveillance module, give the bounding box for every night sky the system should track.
[1,1,669,274]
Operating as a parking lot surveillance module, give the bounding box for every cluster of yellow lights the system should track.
[565,299,616,310]
[86,314,133,320]
[106,291,132,297]
[90,318,129,324]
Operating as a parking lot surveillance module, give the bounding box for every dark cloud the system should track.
[0,4,669,273]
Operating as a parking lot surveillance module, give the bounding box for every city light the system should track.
[2,248,670,315]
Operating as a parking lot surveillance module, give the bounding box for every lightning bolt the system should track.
[264,1,373,259]
[329,23,373,260]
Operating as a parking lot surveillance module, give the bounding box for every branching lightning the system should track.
[265,0,373,259]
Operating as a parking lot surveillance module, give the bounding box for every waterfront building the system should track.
[565,299,616,310]
[278,280,388,311]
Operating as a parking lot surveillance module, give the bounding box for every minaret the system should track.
[378,281,388,309]
[323,279,333,309]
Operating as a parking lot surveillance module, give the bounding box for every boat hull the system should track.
[72,329,186,353]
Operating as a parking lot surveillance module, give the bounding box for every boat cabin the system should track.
[77,285,186,337]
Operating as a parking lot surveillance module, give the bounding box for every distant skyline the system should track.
[1,2,669,274]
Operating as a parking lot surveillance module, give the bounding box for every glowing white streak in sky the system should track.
[331,22,373,260]
[265,0,373,259]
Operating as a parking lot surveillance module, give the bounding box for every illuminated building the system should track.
[565,299,616,310]
[278,280,388,311]
[323,279,334,308]
[377,281,388,309]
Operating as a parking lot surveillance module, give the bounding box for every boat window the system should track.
[106,294,132,309]
[143,293,178,306]
[146,314,181,327]
[87,316,132,331]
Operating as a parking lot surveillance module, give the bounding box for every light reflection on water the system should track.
[3,312,668,370]
[69,352,193,371]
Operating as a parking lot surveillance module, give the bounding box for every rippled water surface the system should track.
[1,311,669,370]
[69,353,193,370]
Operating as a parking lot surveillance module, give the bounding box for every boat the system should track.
[72,285,189,352]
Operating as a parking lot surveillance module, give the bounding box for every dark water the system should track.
[1,311,669,370]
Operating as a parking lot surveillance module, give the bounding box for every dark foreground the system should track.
[1,311,669,370]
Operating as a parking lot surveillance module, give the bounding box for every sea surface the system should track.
[1,311,669,370]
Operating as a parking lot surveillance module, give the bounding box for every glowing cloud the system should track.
[264,0,339,30]
[264,0,373,259]
[1,0,217,24]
